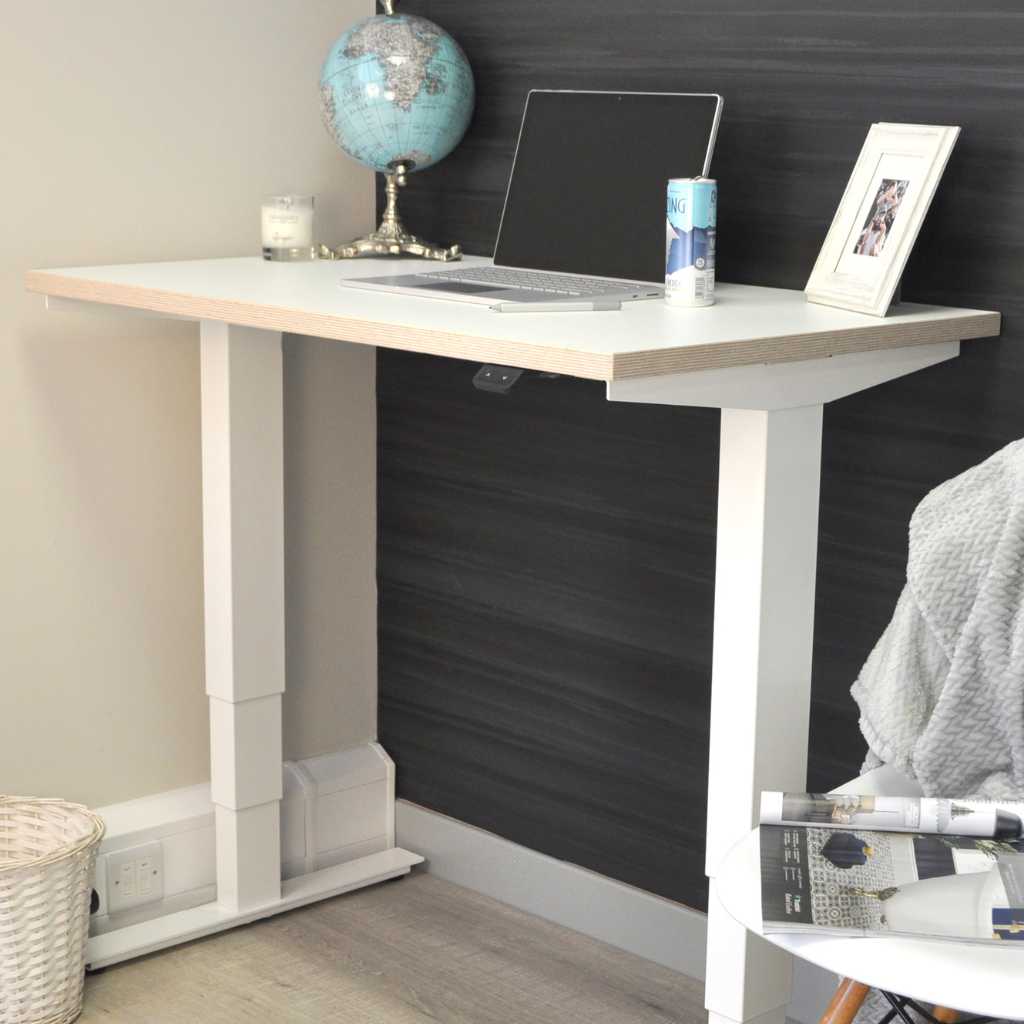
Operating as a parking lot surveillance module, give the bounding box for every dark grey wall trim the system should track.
[377,0,1022,909]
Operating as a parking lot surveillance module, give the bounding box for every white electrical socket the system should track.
[106,841,164,914]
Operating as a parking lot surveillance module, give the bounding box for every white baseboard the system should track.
[396,800,837,1024]
[90,742,396,940]
[395,799,708,978]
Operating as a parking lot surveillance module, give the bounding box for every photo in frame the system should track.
[805,123,959,317]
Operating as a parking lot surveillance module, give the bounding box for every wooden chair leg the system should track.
[931,1010,958,1023]
[819,977,871,1024]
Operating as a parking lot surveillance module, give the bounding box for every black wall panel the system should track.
[377,1,1024,909]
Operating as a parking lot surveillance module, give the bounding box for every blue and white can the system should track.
[665,177,717,306]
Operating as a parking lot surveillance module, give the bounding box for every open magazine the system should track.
[759,793,1024,942]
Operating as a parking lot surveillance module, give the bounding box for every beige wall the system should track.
[1,1,376,806]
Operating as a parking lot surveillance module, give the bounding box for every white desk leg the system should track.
[704,406,823,1024]
[200,321,285,912]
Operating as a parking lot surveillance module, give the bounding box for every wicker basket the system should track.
[0,797,105,1024]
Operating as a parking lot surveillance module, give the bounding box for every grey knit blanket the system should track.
[850,438,1024,1022]
[853,437,1024,800]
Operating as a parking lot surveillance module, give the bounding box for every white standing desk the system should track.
[27,255,1000,1024]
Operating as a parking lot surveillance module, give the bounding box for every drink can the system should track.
[665,177,717,306]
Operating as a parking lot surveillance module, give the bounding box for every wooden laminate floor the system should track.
[80,872,706,1023]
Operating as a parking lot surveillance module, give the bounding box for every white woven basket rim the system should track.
[0,795,106,874]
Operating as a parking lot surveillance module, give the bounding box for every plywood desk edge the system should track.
[614,309,1000,379]
[25,269,615,381]
[26,269,1001,383]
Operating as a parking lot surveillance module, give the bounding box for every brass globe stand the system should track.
[319,163,462,262]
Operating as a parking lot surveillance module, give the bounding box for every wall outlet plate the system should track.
[106,840,164,914]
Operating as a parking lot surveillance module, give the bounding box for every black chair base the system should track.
[875,992,995,1024]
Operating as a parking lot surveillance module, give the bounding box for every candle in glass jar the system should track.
[261,195,315,260]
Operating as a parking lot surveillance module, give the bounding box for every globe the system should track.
[319,11,475,176]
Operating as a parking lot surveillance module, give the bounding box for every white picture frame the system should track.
[805,122,959,317]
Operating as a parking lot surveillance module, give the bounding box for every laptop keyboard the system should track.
[418,265,633,297]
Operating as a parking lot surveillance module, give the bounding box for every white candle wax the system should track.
[261,202,313,248]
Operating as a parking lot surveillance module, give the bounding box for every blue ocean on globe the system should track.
[319,13,475,175]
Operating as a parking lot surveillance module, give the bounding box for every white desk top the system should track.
[27,256,999,382]
[717,828,1023,1017]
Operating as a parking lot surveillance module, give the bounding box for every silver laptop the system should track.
[344,90,723,305]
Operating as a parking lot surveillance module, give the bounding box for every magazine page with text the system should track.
[760,824,1024,943]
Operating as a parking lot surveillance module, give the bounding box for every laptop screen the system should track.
[494,91,722,284]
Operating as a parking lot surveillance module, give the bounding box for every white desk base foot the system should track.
[708,1008,787,1024]
[704,406,823,1023]
[85,848,424,970]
